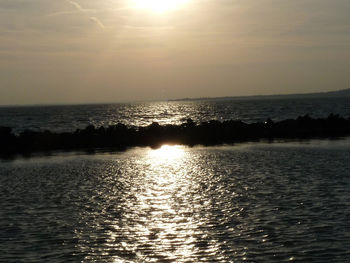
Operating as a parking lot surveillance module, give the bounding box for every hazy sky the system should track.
[1,0,350,105]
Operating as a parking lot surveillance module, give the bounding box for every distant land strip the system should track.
[1,114,350,157]
[169,88,350,101]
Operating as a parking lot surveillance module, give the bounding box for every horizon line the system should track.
[0,88,349,107]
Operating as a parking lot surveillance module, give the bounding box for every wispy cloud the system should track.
[47,0,104,29]
[67,0,104,29]
[89,17,105,29]
[47,0,95,16]
[66,0,85,12]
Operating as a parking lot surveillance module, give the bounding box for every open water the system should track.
[1,97,350,133]
[1,97,350,262]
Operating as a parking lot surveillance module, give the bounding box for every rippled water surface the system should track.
[1,139,350,262]
[1,97,350,133]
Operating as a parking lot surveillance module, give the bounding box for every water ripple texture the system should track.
[1,140,350,262]
[1,97,350,133]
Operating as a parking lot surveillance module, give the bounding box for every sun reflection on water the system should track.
[9,141,347,262]
[137,145,195,260]
[147,144,185,162]
[108,144,211,262]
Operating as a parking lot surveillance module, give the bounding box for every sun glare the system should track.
[131,0,189,13]
[148,145,184,161]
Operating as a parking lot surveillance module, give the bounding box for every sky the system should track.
[0,0,350,105]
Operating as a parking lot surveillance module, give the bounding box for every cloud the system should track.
[62,0,104,29]
[89,17,105,29]
[66,0,84,12]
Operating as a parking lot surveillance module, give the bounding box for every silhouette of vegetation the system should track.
[1,114,350,157]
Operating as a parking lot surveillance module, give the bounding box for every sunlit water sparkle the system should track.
[1,97,350,134]
[1,140,350,262]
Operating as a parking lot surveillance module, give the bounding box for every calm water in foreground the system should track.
[1,139,349,262]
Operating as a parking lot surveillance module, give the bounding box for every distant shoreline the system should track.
[1,114,350,158]
[169,88,350,102]
[1,88,350,107]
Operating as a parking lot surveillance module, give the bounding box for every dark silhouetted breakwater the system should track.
[1,114,350,157]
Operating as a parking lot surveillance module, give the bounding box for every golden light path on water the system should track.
[3,141,349,262]
[108,144,222,262]
[147,144,185,161]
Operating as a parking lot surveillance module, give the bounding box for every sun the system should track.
[131,0,189,13]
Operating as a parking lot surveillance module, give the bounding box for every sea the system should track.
[1,97,350,262]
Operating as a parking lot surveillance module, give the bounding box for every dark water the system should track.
[1,98,350,262]
[1,140,350,262]
[1,97,350,133]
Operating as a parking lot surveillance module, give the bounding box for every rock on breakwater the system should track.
[1,114,350,157]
